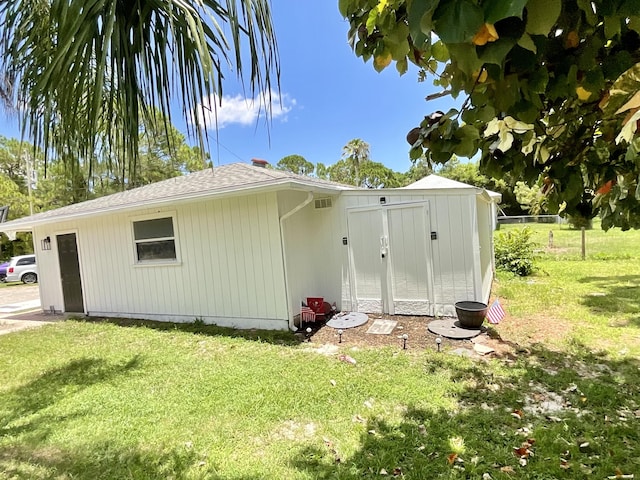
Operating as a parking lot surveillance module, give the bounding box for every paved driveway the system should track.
[0,284,52,336]
[0,284,40,306]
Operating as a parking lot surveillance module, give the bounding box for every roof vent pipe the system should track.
[251,158,268,168]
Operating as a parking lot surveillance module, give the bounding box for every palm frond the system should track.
[0,0,279,181]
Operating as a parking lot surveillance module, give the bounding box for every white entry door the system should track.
[347,202,434,315]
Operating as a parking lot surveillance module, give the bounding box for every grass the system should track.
[1,223,639,479]
[495,221,640,356]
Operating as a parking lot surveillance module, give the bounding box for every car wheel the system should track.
[22,272,37,284]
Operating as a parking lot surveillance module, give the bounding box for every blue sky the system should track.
[0,1,459,175]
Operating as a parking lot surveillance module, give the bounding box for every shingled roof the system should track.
[1,163,353,232]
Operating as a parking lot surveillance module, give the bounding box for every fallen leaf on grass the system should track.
[352,414,366,423]
[607,468,634,479]
[380,468,388,475]
[338,354,357,365]
[519,457,527,467]
[447,453,458,465]
[418,424,427,436]
[330,379,336,386]
[514,439,535,459]
[499,465,515,474]
[560,458,570,469]
[323,437,341,463]
[393,467,402,476]
[511,409,524,420]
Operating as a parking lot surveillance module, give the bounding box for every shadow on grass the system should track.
[0,441,264,480]
[578,275,640,326]
[80,317,303,346]
[0,355,266,479]
[0,357,141,442]
[293,343,640,479]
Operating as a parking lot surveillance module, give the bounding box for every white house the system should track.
[0,163,500,330]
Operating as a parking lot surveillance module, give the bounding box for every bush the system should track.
[494,227,537,276]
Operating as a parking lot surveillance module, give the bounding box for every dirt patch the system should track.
[494,311,572,349]
[302,314,517,358]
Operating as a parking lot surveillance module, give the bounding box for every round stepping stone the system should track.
[427,318,483,339]
[326,312,369,329]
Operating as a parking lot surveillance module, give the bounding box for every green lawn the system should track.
[1,223,639,479]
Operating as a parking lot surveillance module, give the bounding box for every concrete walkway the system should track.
[0,284,65,335]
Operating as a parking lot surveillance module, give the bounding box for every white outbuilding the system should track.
[0,163,500,330]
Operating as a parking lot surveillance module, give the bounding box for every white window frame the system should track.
[130,212,181,266]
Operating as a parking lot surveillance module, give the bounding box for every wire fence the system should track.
[497,215,566,225]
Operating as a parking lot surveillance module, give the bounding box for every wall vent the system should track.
[314,198,333,209]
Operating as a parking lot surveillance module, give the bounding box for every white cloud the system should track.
[195,90,295,129]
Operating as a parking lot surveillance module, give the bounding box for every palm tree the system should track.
[0,0,279,177]
[341,138,370,186]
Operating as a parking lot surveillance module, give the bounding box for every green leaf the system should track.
[431,40,449,62]
[447,44,483,76]
[577,0,598,25]
[517,33,537,53]
[433,0,484,44]
[629,16,640,34]
[604,15,622,40]
[483,0,528,23]
[528,67,549,93]
[407,0,438,46]
[453,125,480,157]
[478,38,516,65]
[366,9,378,35]
[410,146,424,160]
[387,23,411,60]
[525,0,561,35]
[338,0,351,17]
[396,57,409,75]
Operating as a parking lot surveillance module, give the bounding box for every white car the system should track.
[5,254,38,284]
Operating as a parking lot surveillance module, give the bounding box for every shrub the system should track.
[494,227,537,276]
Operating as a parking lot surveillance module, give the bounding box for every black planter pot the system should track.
[454,301,488,329]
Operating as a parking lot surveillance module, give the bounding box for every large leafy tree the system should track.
[340,0,640,229]
[276,154,315,175]
[437,158,526,215]
[0,0,279,179]
[316,138,403,188]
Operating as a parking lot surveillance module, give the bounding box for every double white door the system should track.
[347,202,434,315]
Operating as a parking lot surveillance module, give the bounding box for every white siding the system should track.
[32,185,496,329]
[34,192,288,329]
[278,191,341,326]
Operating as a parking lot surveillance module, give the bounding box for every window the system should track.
[132,217,177,262]
[17,256,36,266]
